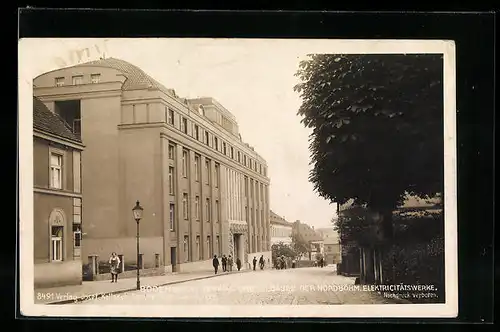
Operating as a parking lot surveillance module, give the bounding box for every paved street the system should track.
[77,266,397,305]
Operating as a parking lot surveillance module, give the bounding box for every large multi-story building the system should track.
[270,211,293,245]
[33,97,85,287]
[33,57,271,273]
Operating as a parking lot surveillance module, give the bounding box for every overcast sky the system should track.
[22,38,343,228]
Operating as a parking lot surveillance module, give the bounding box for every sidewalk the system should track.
[35,268,251,305]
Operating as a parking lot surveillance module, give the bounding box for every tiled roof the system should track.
[74,57,176,96]
[33,97,82,143]
[292,221,323,242]
[270,210,293,226]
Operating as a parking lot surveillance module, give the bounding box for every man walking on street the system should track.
[221,255,227,272]
[213,255,220,274]
[252,256,257,271]
[228,255,233,272]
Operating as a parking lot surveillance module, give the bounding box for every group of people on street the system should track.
[274,255,290,270]
[315,257,325,268]
[252,255,266,270]
[212,254,242,274]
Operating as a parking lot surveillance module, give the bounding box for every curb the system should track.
[46,269,253,305]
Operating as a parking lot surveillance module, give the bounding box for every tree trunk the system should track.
[363,247,375,284]
[381,209,394,241]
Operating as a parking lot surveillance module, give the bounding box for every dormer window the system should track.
[91,74,101,84]
[198,105,205,116]
[72,75,83,85]
[55,77,65,87]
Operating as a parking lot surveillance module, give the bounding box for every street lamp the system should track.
[132,200,144,290]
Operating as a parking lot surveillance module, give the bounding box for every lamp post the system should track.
[132,200,144,290]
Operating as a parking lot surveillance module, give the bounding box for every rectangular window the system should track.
[168,167,175,195]
[51,226,63,261]
[205,131,210,145]
[73,119,81,136]
[214,137,218,151]
[183,193,189,220]
[205,159,211,185]
[244,176,248,197]
[196,236,201,260]
[168,109,174,125]
[205,198,211,222]
[184,235,189,259]
[215,200,219,222]
[237,151,241,162]
[55,77,65,87]
[214,163,220,188]
[195,196,200,220]
[244,155,247,166]
[169,204,175,231]
[168,144,175,160]
[194,155,200,182]
[223,142,227,155]
[181,117,188,134]
[194,125,200,140]
[207,236,211,257]
[230,147,234,159]
[216,236,220,256]
[50,153,63,189]
[72,75,83,85]
[182,150,188,177]
[90,74,100,84]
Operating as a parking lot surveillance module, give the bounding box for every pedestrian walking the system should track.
[221,255,227,272]
[212,255,220,274]
[259,255,264,270]
[228,255,234,272]
[236,257,242,271]
[109,252,121,283]
[252,256,257,270]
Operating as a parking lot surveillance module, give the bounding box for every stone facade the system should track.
[33,58,270,274]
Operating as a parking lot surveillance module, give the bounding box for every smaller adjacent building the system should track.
[316,227,341,265]
[292,220,323,260]
[33,97,85,288]
[270,211,293,245]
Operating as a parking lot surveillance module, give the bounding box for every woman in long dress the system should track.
[109,252,121,283]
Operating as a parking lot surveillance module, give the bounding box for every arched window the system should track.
[49,209,66,262]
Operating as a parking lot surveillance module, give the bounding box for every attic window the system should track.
[55,77,65,87]
[91,74,101,84]
[72,75,83,85]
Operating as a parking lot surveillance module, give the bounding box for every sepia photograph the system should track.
[18,38,457,318]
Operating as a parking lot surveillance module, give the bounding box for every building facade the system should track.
[292,220,323,260]
[33,97,85,287]
[316,227,341,265]
[270,211,293,245]
[33,58,271,273]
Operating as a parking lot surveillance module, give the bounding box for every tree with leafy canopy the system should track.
[291,232,309,258]
[271,241,296,259]
[294,54,443,241]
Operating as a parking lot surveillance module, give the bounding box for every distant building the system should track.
[33,97,85,287]
[33,57,271,273]
[270,211,293,245]
[292,220,323,260]
[316,228,341,265]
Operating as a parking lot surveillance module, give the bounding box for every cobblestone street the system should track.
[77,266,398,305]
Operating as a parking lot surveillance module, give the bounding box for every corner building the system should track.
[33,58,270,272]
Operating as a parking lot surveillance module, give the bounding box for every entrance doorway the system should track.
[170,247,177,272]
[233,234,244,263]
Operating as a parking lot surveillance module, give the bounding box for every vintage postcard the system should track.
[18,38,457,318]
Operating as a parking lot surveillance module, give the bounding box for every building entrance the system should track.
[233,234,244,263]
[170,247,177,272]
